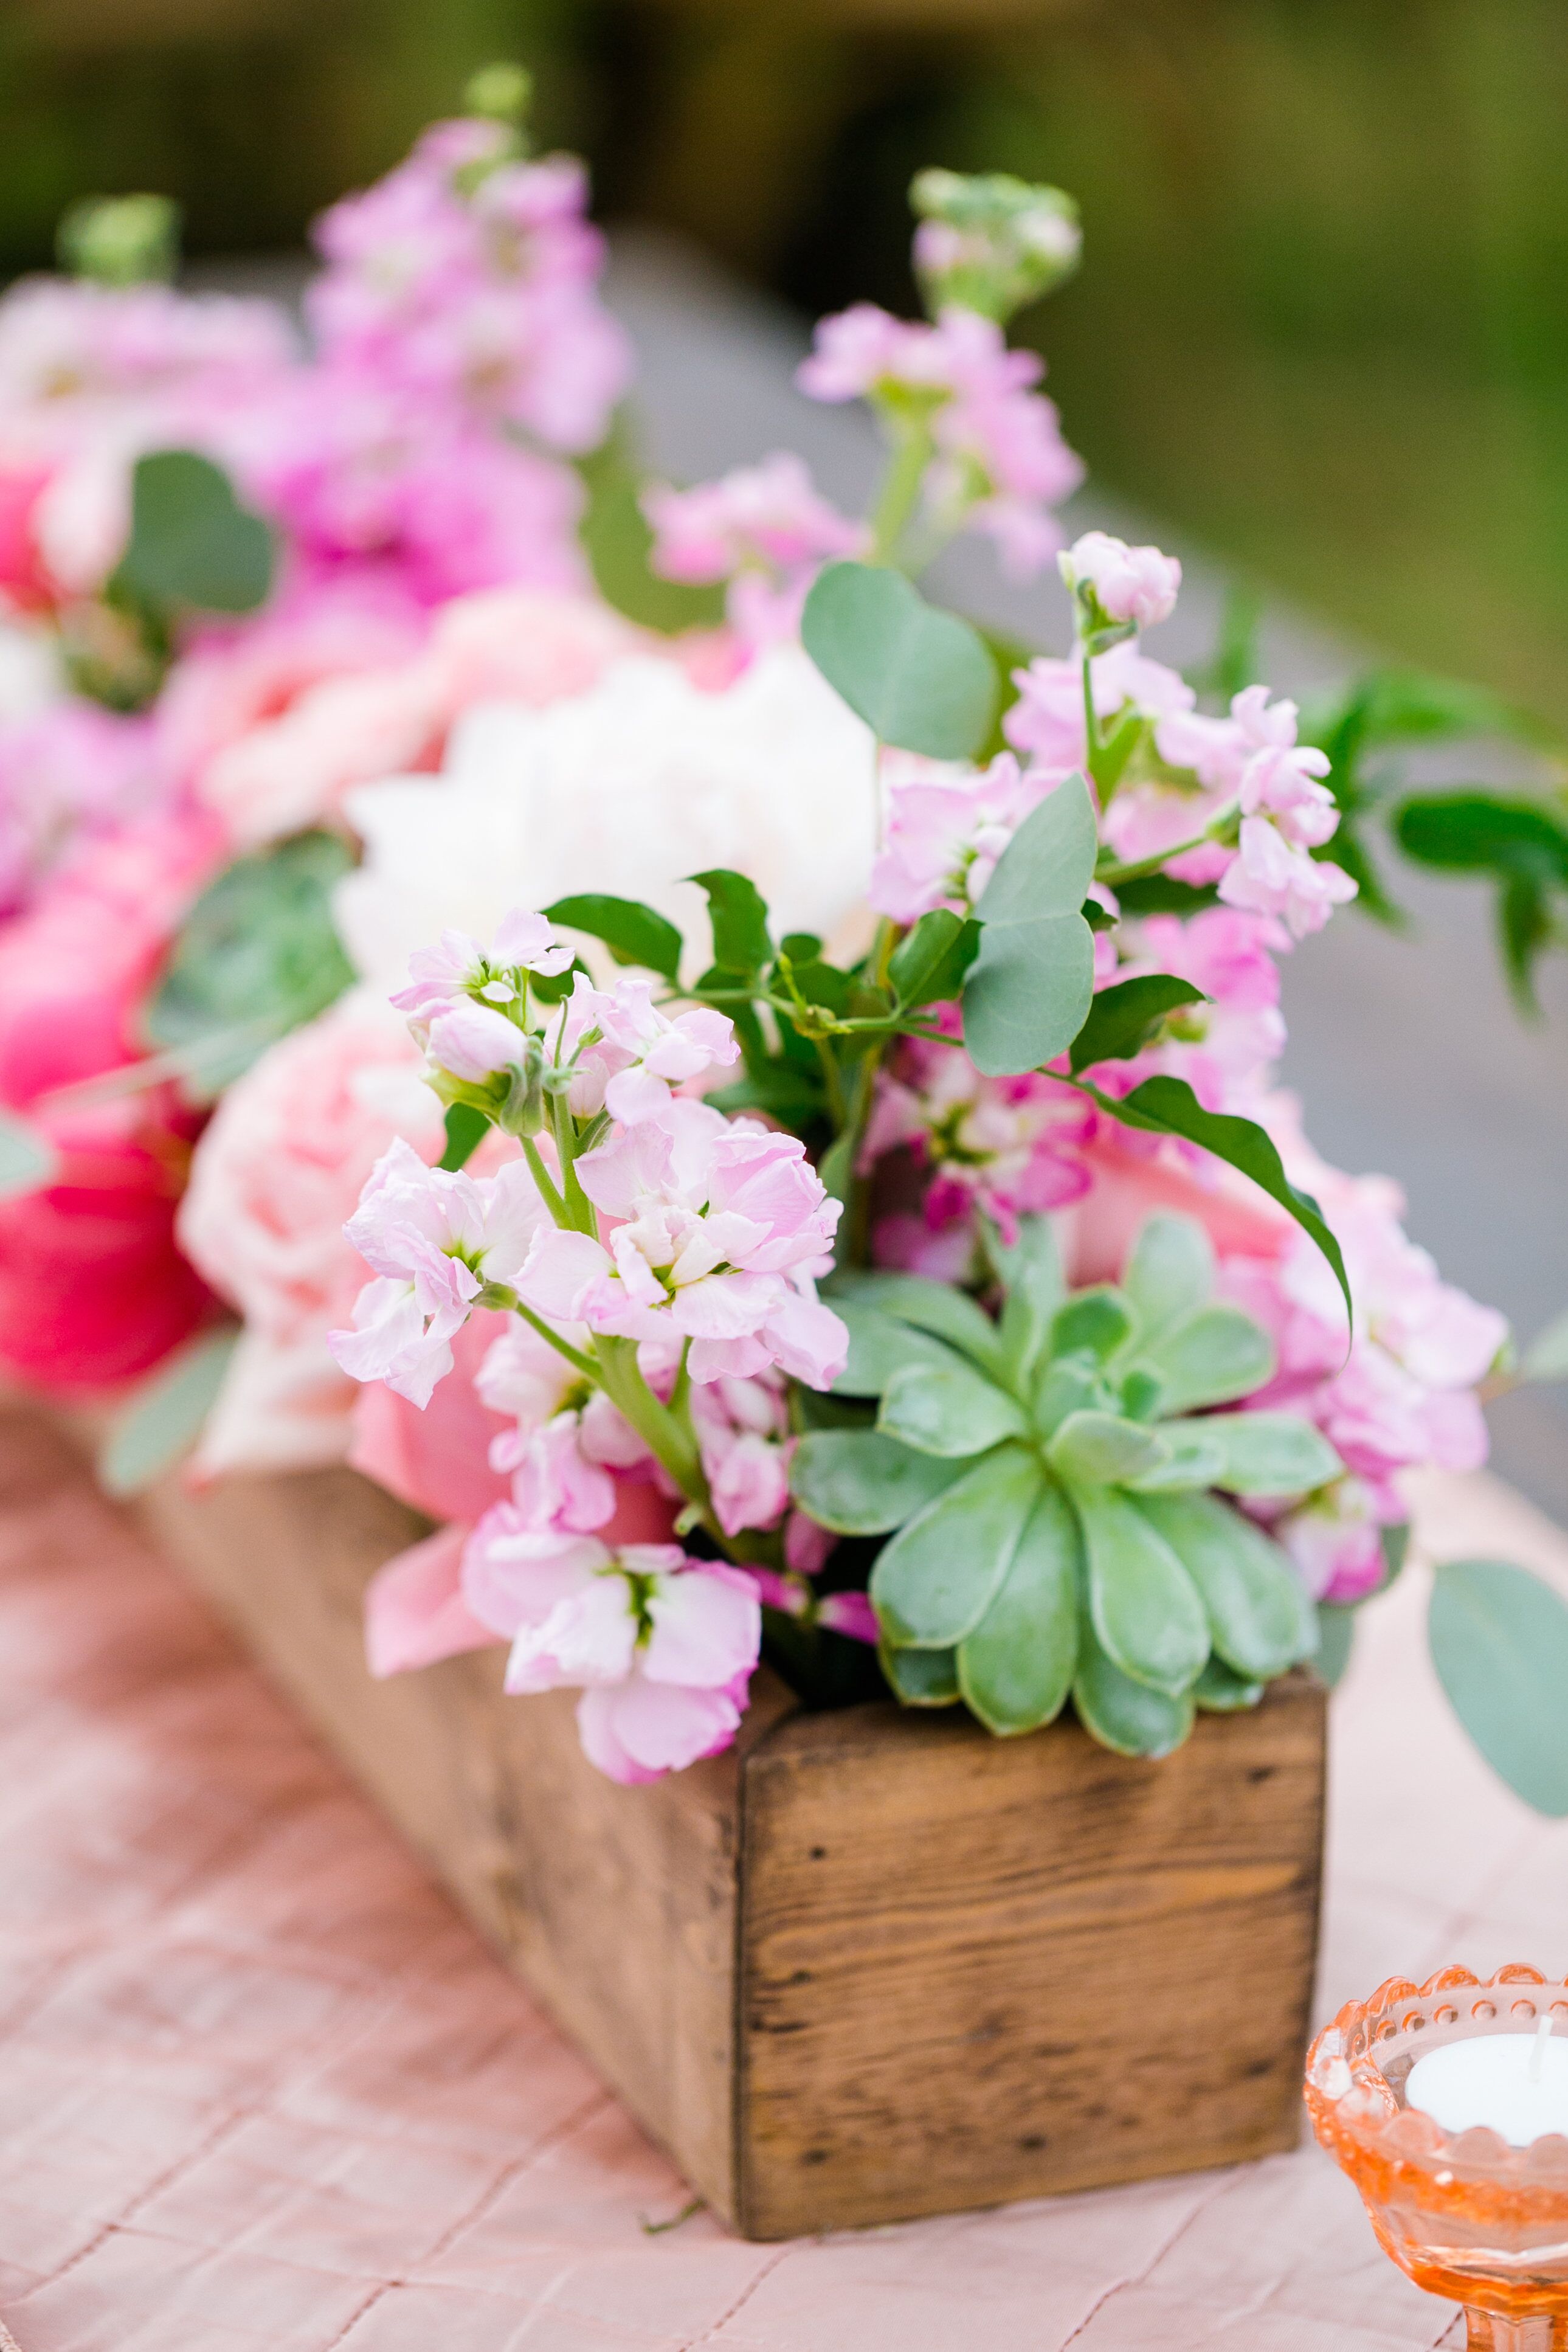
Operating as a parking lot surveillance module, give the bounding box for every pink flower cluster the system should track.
[798,303,1083,578]
[643,452,865,645]
[869,749,1055,924]
[1060,530,1181,632]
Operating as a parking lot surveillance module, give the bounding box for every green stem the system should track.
[593,1335,712,1521]
[813,1037,848,1127]
[549,1093,595,1233]
[520,1133,566,1223]
[869,420,934,567]
[1096,797,1242,889]
[1080,646,1101,789]
[508,1301,599,1383]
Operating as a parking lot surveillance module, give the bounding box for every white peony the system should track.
[333,645,878,991]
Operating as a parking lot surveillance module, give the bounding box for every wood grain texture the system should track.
[85,1443,1324,2239]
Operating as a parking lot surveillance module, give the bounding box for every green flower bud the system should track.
[57,194,181,289]
[910,168,1080,325]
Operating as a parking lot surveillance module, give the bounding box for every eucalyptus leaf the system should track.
[1122,1214,1215,1341]
[112,448,274,615]
[1314,1605,1355,1688]
[869,1442,1043,1647]
[1068,974,1207,1074]
[1047,1409,1168,1487]
[962,777,1099,1076]
[1428,1558,1568,1816]
[1072,1622,1196,1758]
[880,1643,961,1706]
[142,831,356,1095]
[790,1428,973,1534]
[878,1357,1027,1458]
[956,1482,1081,1734]
[98,1330,238,1497]
[0,1110,58,1200]
[1136,1489,1318,1682]
[1136,1302,1276,1416]
[801,560,996,757]
[542,893,683,982]
[1073,1485,1211,1696]
[576,427,728,633]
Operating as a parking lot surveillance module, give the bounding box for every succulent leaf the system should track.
[957,1483,1081,1734]
[1050,1285,1138,1363]
[1136,1489,1318,1680]
[878,1357,1030,1457]
[831,1268,1010,1381]
[1072,1619,1197,1757]
[1046,1409,1168,1487]
[1122,1212,1216,1338]
[880,1644,962,1705]
[1074,1485,1212,1695]
[1192,1654,1266,1711]
[1135,1302,1276,1414]
[790,1428,974,1534]
[831,1301,959,1397]
[871,1442,1044,1647]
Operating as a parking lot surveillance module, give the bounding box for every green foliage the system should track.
[440,1103,489,1172]
[801,561,997,758]
[1394,794,1568,1012]
[688,869,773,978]
[1428,1558,1568,1816]
[142,831,356,1095]
[112,449,274,618]
[98,1330,238,1496]
[576,424,727,634]
[1068,973,1207,1074]
[796,1211,1333,1757]
[961,775,1098,1076]
[544,893,684,982]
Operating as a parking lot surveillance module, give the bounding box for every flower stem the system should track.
[1095,798,1241,888]
[869,420,934,567]
[520,1134,565,1223]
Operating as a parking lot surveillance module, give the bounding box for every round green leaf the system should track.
[1429,1558,1568,1816]
[113,448,274,615]
[1073,1621,1196,1758]
[1073,1485,1211,1696]
[789,1428,972,1535]
[962,779,1099,1077]
[801,560,996,758]
[877,1357,1027,1458]
[1314,1604,1355,1689]
[956,1482,1081,1734]
[870,1442,1044,1648]
[1136,1489,1317,1682]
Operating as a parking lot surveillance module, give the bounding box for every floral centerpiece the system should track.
[2,95,1565,1803]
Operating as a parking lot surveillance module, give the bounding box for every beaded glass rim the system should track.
[1306,1965,1568,2226]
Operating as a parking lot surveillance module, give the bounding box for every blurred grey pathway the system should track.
[607,231,1568,1525]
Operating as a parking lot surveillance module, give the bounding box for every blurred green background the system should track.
[5,0,1568,718]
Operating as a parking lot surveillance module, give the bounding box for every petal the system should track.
[644,1564,761,1688]
[517,1226,612,1321]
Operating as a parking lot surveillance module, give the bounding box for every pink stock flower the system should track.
[798,302,1082,579]
[572,975,739,1124]
[644,454,865,646]
[1272,1476,1390,1607]
[869,750,1054,924]
[458,1518,760,1782]
[1218,814,1358,939]
[689,1371,794,1539]
[1101,908,1287,1116]
[330,1136,544,1406]
[475,1313,652,1529]
[518,1099,847,1387]
[865,1020,1093,1267]
[1061,530,1181,630]
[392,908,573,1082]
[1005,641,1195,770]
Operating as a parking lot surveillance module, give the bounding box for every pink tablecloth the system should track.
[1,1413,1565,2351]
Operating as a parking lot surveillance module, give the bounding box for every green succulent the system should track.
[790,1212,1336,1757]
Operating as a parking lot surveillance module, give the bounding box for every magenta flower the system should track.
[458,1519,761,1782]
[517,1100,847,1386]
[329,1137,544,1405]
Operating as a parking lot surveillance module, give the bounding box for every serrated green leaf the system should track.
[440,1103,488,1172]
[1160,1411,1342,1496]
[870,1442,1043,1647]
[112,448,274,615]
[1072,1484,1211,1696]
[790,1428,973,1534]
[1137,1302,1276,1415]
[1122,1213,1215,1339]
[962,777,1099,1076]
[98,1330,238,1496]
[1428,1558,1568,1815]
[830,1301,961,1397]
[1047,1409,1168,1487]
[1068,974,1207,1074]
[1077,1073,1352,1329]
[957,1482,1081,1733]
[880,1643,961,1706]
[687,868,772,978]
[1136,1489,1317,1682]
[0,1110,58,1199]
[1072,1619,1195,1757]
[801,560,996,757]
[1192,1655,1265,1711]
[878,1356,1027,1457]
[142,831,356,1095]
[542,893,683,982]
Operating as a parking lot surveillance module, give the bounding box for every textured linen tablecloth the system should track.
[0,1414,1564,2350]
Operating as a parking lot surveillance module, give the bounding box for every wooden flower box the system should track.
[118,1458,1325,2240]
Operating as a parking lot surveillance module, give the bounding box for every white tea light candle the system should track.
[1406,2020,1568,2146]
